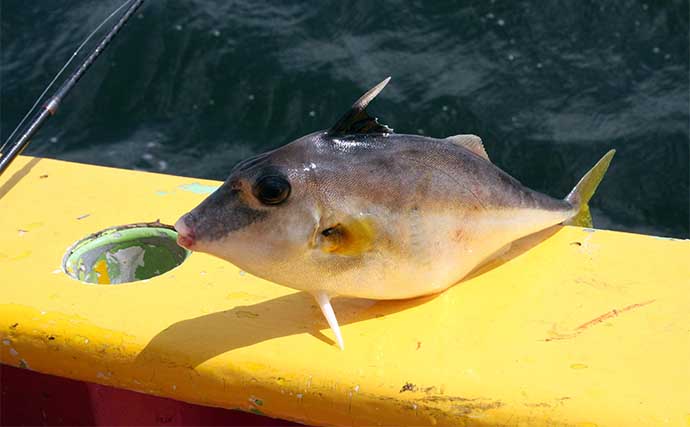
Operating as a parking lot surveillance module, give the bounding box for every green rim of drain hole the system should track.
[62,222,190,285]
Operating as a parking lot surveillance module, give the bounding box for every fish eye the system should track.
[253,175,291,205]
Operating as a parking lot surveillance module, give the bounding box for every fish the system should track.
[174,77,615,350]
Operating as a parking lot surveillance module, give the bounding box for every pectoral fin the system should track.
[318,217,376,256]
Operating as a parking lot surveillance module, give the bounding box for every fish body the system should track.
[175,78,614,349]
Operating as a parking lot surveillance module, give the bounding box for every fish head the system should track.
[174,134,323,281]
[175,77,396,289]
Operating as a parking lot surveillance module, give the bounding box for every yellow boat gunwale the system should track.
[1,155,689,426]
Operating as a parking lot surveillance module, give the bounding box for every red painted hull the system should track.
[1,364,302,426]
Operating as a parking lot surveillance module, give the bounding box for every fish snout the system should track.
[174,214,196,249]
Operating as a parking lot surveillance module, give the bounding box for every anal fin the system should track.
[313,291,344,350]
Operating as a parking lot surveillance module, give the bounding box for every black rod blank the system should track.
[0,0,145,177]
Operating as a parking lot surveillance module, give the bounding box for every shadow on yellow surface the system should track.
[137,226,559,368]
[464,226,562,280]
[0,157,41,200]
[136,291,438,367]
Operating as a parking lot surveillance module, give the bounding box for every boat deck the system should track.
[1,156,688,426]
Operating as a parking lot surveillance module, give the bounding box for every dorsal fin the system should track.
[445,134,490,161]
[328,77,393,136]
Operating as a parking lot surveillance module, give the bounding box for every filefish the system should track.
[175,78,615,350]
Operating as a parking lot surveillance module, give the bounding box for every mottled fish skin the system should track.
[179,130,574,300]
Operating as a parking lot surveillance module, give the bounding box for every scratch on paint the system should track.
[178,183,219,195]
[574,300,656,331]
[546,300,656,341]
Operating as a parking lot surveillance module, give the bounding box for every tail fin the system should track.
[564,149,616,227]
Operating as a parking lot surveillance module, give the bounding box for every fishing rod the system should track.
[0,0,145,177]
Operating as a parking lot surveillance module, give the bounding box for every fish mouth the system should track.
[174,215,196,249]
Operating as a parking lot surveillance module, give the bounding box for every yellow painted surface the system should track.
[1,155,689,426]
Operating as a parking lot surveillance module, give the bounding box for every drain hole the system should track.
[63,222,189,284]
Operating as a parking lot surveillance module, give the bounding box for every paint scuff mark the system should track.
[525,402,552,408]
[155,191,169,196]
[545,299,656,341]
[76,213,90,220]
[454,400,503,415]
[178,182,219,195]
[400,382,417,393]
[418,395,504,417]
[39,174,48,179]
[18,359,30,369]
[235,310,259,319]
[93,259,111,284]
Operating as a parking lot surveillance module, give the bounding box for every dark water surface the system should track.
[1,1,688,237]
